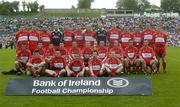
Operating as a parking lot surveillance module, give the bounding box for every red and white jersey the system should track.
[63,31,74,47]
[109,46,124,59]
[16,49,31,63]
[15,31,29,50]
[68,60,84,72]
[83,31,97,46]
[88,58,103,72]
[124,46,138,60]
[139,46,155,61]
[36,47,46,56]
[28,55,45,64]
[96,46,108,60]
[120,32,132,49]
[105,57,122,69]
[39,31,52,50]
[69,47,81,56]
[82,47,93,59]
[107,28,121,47]
[154,32,167,47]
[50,56,66,70]
[142,29,155,46]
[44,48,55,58]
[29,31,39,52]
[58,47,67,57]
[73,30,84,47]
[132,31,143,49]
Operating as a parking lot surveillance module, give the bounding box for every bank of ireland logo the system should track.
[107,78,129,88]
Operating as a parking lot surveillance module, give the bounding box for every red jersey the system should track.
[154,32,167,47]
[109,46,124,58]
[69,47,81,56]
[29,31,39,52]
[39,31,52,50]
[139,46,155,62]
[68,60,84,72]
[82,47,93,60]
[50,56,66,70]
[124,46,138,60]
[120,32,132,49]
[132,31,143,49]
[28,55,45,64]
[63,31,74,48]
[45,48,55,58]
[88,58,103,72]
[15,31,29,50]
[105,57,122,69]
[96,46,108,60]
[107,28,121,47]
[16,49,31,63]
[83,31,97,46]
[34,47,46,56]
[73,30,84,47]
[142,29,155,46]
[58,47,67,57]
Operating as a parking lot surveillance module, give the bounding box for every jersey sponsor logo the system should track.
[128,52,135,58]
[84,54,91,59]
[72,66,81,72]
[74,35,83,40]
[121,38,131,42]
[64,37,72,41]
[133,37,141,42]
[92,65,101,71]
[144,34,153,39]
[42,37,50,42]
[18,36,28,41]
[99,53,106,58]
[29,36,38,41]
[155,37,165,42]
[142,53,152,58]
[84,36,95,41]
[107,78,129,88]
[54,63,64,68]
[110,34,119,39]
[109,64,118,69]
[20,56,28,63]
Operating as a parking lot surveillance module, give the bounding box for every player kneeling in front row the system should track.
[104,51,123,77]
[124,39,141,74]
[86,50,104,77]
[45,49,66,77]
[139,40,158,74]
[15,43,31,75]
[66,54,85,77]
[27,50,46,77]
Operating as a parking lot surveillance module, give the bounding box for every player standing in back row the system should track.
[154,26,167,73]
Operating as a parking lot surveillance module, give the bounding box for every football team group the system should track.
[14,22,167,77]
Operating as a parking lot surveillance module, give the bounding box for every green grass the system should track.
[0,47,180,107]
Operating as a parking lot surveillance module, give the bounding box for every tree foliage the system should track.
[0,1,19,15]
[161,0,180,13]
[0,0,45,15]
[77,0,94,9]
[116,0,155,13]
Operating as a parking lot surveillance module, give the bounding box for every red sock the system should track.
[157,62,160,71]
[163,62,166,70]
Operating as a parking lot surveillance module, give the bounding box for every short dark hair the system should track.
[34,49,39,53]
[93,50,99,55]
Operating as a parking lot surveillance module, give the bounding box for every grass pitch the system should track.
[0,47,180,107]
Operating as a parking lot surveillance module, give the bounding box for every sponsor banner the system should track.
[5,77,152,96]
